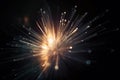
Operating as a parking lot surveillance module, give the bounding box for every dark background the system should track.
[0,0,120,80]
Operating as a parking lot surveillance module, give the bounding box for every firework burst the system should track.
[19,6,84,71]
[5,4,113,80]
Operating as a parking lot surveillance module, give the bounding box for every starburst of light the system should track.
[6,4,117,80]
[13,5,105,71]
[20,6,83,71]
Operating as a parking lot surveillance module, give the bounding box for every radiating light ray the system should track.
[2,4,116,80]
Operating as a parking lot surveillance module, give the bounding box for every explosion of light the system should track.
[30,6,81,71]
[14,6,104,70]
[8,5,113,79]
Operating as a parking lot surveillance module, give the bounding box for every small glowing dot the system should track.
[28,32,31,35]
[88,50,92,53]
[75,5,77,8]
[64,12,66,14]
[55,65,59,70]
[68,50,71,53]
[85,32,87,34]
[64,19,67,22]
[24,16,29,24]
[86,60,91,65]
[60,20,62,23]
[40,8,42,11]
[81,40,84,42]
[22,25,25,28]
[62,19,64,21]
[69,46,72,49]
[43,11,46,14]
[87,25,90,28]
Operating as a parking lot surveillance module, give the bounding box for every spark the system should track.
[9,4,110,79]
[55,65,59,70]
[69,46,73,49]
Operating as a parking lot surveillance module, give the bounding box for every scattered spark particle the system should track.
[87,25,90,28]
[86,60,91,65]
[69,46,73,49]
[55,65,59,70]
[88,50,92,53]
